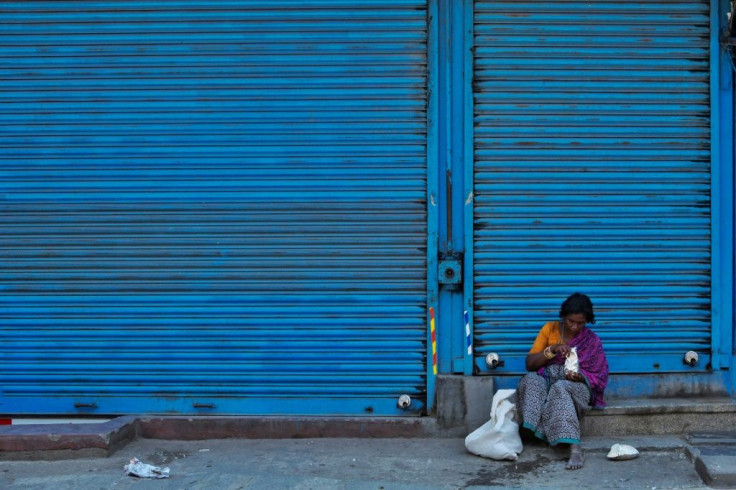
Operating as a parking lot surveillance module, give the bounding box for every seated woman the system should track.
[516,292,609,470]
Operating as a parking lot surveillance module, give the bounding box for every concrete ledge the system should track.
[582,398,736,436]
[0,416,137,460]
[0,415,464,459]
[137,416,462,440]
[592,397,736,415]
[685,433,736,489]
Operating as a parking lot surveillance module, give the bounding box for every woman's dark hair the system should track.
[559,292,595,324]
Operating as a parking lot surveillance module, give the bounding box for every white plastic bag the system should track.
[464,388,523,461]
[564,346,579,374]
[123,457,170,479]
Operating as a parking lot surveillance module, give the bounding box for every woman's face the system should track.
[563,313,587,338]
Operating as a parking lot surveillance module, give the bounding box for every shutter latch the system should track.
[438,252,463,287]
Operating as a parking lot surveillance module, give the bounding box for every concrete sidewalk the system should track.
[0,435,715,489]
[2,398,736,488]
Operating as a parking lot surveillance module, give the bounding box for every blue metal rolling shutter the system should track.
[0,1,429,415]
[472,1,712,373]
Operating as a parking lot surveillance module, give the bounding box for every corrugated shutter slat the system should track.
[472,0,711,373]
[0,1,429,415]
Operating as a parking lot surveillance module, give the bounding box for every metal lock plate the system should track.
[438,259,462,285]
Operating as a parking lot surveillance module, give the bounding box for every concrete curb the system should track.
[0,415,137,460]
[136,416,464,440]
[686,445,736,489]
[0,416,466,460]
[685,432,736,489]
[582,398,736,436]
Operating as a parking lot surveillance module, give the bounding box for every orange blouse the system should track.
[528,321,564,355]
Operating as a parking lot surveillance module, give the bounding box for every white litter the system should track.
[564,347,579,374]
[123,457,171,478]
[607,444,640,461]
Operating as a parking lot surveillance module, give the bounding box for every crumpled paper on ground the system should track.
[123,457,170,478]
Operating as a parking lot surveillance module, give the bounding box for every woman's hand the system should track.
[565,370,583,382]
[524,342,571,372]
[551,343,571,357]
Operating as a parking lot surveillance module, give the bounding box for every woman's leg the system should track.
[538,379,590,469]
[516,373,548,439]
[567,443,584,470]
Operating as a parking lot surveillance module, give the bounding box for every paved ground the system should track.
[0,436,707,489]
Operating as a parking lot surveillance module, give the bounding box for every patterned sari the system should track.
[516,326,609,445]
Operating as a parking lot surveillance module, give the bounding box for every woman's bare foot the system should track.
[566,444,584,470]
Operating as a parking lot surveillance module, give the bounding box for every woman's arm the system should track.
[525,343,572,371]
